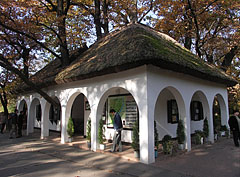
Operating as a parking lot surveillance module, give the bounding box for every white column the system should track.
[91,106,97,151]
[26,105,31,135]
[139,76,155,164]
[40,99,49,139]
[185,105,192,151]
[61,104,68,144]
[208,106,214,143]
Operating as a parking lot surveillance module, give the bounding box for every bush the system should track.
[67,117,74,138]
[154,121,159,149]
[176,119,185,144]
[162,135,173,154]
[131,119,139,151]
[203,119,209,138]
[86,119,91,141]
[162,134,172,142]
[98,119,104,144]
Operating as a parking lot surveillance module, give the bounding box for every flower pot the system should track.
[220,131,225,137]
[100,144,105,150]
[134,150,140,158]
[178,144,184,150]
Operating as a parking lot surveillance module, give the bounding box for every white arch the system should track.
[154,86,186,141]
[190,90,214,142]
[18,99,28,112]
[63,91,91,142]
[213,93,228,126]
[190,90,210,133]
[96,87,140,147]
[28,98,41,134]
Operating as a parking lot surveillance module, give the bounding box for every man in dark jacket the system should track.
[9,109,18,139]
[17,111,24,138]
[228,110,240,147]
[110,109,123,152]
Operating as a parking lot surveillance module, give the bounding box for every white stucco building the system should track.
[16,23,237,164]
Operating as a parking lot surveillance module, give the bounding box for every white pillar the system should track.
[208,106,214,143]
[40,99,49,139]
[61,104,68,144]
[91,106,97,151]
[185,106,192,151]
[139,86,155,164]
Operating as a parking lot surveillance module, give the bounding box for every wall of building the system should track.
[17,64,229,164]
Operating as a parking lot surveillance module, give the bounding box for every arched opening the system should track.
[29,98,41,134]
[18,99,28,130]
[212,94,227,136]
[70,93,91,137]
[49,97,61,132]
[190,91,210,144]
[96,87,139,150]
[154,87,186,142]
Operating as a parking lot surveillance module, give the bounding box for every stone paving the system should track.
[0,130,239,177]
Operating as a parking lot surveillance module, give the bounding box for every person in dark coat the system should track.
[17,111,24,138]
[9,109,18,139]
[228,110,240,147]
[110,109,123,152]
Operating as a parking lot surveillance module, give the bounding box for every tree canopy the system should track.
[0,0,239,111]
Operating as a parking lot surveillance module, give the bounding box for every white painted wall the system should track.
[17,64,229,164]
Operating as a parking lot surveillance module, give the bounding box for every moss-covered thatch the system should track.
[55,23,236,86]
[17,23,237,93]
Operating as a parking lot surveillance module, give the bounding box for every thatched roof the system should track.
[18,23,237,93]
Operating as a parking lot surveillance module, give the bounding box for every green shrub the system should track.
[131,119,139,151]
[154,121,159,149]
[98,119,104,144]
[67,117,74,138]
[162,134,172,142]
[176,119,185,144]
[203,119,209,138]
[86,119,91,141]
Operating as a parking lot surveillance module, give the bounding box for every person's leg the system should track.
[232,130,239,147]
[111,130,117,152]
[17,124,22,137]
[118,130,122,152]
[9,125,14,138]
[1,123,6,133]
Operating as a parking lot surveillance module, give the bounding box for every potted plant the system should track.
[86,119,91,149]
[176,119,185,150]
[203,118,209,142]
[98,118,105,150]
[220,125,228,137]
[154,121,159,158]
[131,119,140,158]
[162,135,173,155]
[67,117,74,142]
[194,130,204,144]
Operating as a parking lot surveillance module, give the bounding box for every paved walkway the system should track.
[0,130,239,177]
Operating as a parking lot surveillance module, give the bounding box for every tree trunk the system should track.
[0,55,60,109]
[22,48,30,78]
[102,0,109,36]
[94,0,102,40]
[57,0,70,66]
[221,46,239,71]
[0,86,9,130]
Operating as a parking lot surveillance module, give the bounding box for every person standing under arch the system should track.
[110,109,123,152]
